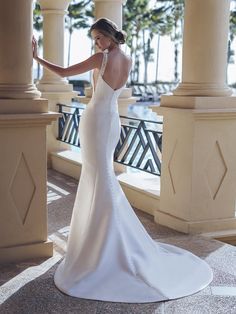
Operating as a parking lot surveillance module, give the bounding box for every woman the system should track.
[33,18,212,303]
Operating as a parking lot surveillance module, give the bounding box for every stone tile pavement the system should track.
[0,169,236,314]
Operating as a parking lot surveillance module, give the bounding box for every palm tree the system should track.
[123,0,145,83]
[152,0,184,82]
[123,0,170,84]
[66,0,93,66]
[33,2,43,80]
[145,3,174,83]
[170,0,184,81]
[228,3,236,83]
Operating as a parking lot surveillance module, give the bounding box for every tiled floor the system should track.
[0,169,236,314]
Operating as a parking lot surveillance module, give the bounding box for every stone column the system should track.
[0,0,40,99]
[37,0,76,166]
[0,0,59,263]
[37,0,73,93]
[173,0,232,97]
[151,0,236,236]
[94,0,123,28]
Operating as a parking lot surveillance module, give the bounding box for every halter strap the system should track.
[100,51,108,76]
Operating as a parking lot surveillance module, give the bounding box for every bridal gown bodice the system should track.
[54,51,213,303]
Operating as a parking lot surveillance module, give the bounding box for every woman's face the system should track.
[91,29,111,51]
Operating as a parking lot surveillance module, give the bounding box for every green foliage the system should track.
[229,8,236,64]
[33,3,42,32]
[66,0,93,65]
[66,0,93,34]
[123,0,184,83]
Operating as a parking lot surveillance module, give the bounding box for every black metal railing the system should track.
[58,103,85,147]
[57,103,163,176]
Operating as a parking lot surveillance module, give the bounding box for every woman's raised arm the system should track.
[32,37,103,78]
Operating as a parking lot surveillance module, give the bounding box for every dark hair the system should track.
[90,18,126,45]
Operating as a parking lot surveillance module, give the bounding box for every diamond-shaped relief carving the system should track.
[168,141,178,194]
[205,141,227,200]
[10,153,36,225]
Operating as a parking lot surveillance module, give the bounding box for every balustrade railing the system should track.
[57,103,163,176]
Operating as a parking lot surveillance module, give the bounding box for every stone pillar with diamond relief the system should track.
[0,0,58,263]
[151,0,236,235]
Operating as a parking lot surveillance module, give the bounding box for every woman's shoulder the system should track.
[122,53,132,69]
[93,51,104,60]
[120,50,132,64]
[126,55,132,65]
[89,52,104,69]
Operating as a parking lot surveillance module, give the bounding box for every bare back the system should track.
[94,49,132,91]
[103,49,132,90]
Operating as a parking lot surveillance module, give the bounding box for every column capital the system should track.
[38,0,71,11]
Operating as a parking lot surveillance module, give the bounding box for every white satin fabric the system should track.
[54,51,213,302]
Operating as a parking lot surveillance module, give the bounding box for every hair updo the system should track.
[90,17,126,45]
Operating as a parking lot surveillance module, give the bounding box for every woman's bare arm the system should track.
[32,37,102,77]
[34,54,103,77]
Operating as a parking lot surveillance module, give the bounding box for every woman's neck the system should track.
[108,44,120,52]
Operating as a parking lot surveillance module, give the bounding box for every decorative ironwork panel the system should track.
[114,116,162,176]
[57,103,85,147]
[57,104,163,176]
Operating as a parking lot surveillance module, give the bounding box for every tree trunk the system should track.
[174,21,179,81]
[37,62,40,80]
[143,29,148,85]
[135,33,140,82]
[155,34,160,83]
[130,36,134,83]
[174,42,179,81]
[67,19,72,67]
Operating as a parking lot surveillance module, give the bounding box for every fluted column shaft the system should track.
[174,0,232,97]
[0,0,40,99]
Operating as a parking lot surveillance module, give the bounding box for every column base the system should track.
[155,211,236,234]
[0,84,41,99]
[37,82,73,93]
[0,240,53,264]
[160,94,236,109]
[173,82,233,97]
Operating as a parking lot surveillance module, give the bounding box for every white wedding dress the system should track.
[54,51,213,303]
